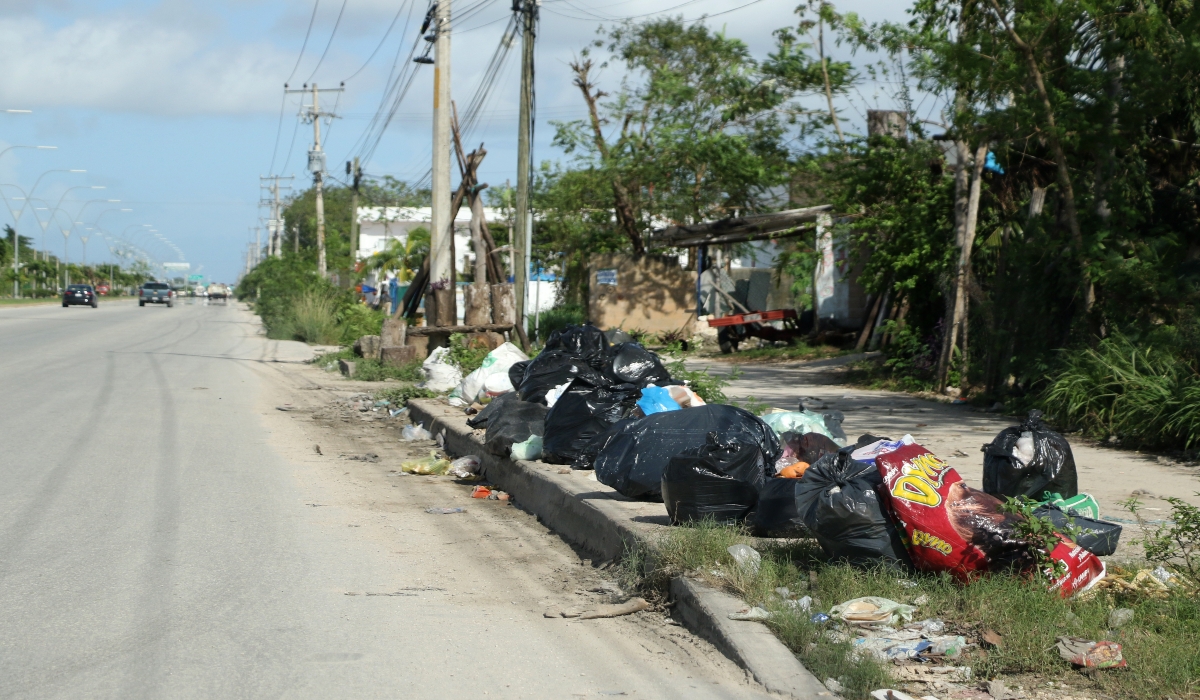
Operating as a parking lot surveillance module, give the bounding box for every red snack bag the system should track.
[876,444,1105,595]
[1046,538,1107,597]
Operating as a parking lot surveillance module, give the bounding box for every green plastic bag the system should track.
[1042,492,1100,520]
[401,451,451,475]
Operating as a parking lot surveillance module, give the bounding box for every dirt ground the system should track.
[250,357,774,699]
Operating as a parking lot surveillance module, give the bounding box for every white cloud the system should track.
[0,13,294,115]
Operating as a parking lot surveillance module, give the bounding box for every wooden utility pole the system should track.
[285,82,342,277]
[429,0,454,325]
[514,0,536,334]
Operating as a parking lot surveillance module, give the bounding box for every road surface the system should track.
[0,300,764,700]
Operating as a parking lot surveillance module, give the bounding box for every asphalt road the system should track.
[0,300,761,700]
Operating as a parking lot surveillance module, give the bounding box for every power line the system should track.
[267,91,289,175]
[286,0,322,85]
[343,0,415,83]
[306,0,349,83]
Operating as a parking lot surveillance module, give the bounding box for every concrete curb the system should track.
[409,399,830,700]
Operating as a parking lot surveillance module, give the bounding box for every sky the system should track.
[0,0,919,283]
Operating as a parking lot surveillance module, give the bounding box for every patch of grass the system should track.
[843,357,936,393]
[621,520,1200,700]
[312,347,355,367]
[287,289,341,344]
[375,384,438,405]
[712,341,845,364]
[354,359,424,382]
[665,358,739,405]
[448,332,491,374]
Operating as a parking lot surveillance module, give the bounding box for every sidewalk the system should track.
[689,356,1200,553]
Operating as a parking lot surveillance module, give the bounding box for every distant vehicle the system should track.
[95,284,110,296]
[62,284,98,308]
[207,283,229,304]
[139,281,174,307]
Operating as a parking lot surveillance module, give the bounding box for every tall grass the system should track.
[288,290,341,345]
[1041,334,1200,448]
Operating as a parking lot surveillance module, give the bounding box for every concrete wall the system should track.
[589,253,697,335]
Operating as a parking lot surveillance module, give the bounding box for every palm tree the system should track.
[367,227,429,282]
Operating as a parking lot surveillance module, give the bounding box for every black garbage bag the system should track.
[778,431,840,467]
[517,351,608,405]
[1034,504,1122,557]
[586,404,779,500]
[753,451,912,568]
[541,381,640,464]
[543,324,609,368]
[982,409,1078,500]
[467,391,518,429]
[507,360,531,393]
[661,432,769,524]
[484,398,548,457]
[605,342,673,387]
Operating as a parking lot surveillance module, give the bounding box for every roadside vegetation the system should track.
[621,510,1200,700]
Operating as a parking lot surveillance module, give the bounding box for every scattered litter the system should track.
[811,612,831,624]
[830,597,916,626]
[401,423,433,441]
[544,380,574,408]
[471,486,492,499]
[314,445,322,455]
[984,679,1023,700]
[448,455,482,479]
[1055,636,1126,668]
[341,453,381,462]
[892,665,972,684]
[421,346,464,393]
[389,407,408,418]
[425,507,465,515]
[981,629,1003,648]
[727,544,761,574]
[401,452,451,475]
[1152,565,1177,585]
[870,689,923,700]
[450,342,527,403]
[1108,607,1134,629]
[728,606,772,621]
[760,410,841,444]
[276,405,296,411]
[787,596,813,612]
[912,594,929,606]
[577,597,650,619]
[824,678,844,694]
[636,385,681,415]
[511,434,543,460]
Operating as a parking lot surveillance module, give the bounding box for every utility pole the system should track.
[430,0,454,324]
[346,158,362,267]
[514,0,537,334]
[260,175,293,258]
[285,83,342,277]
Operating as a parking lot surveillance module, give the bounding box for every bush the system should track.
[533,304,586,343]
[353,359,423,382]
[290,290,341,344]
[338,303,385,345]
[665,357,738,404]
[1040,333,1200,449]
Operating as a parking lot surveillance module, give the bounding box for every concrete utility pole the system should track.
[430,0,453,299]
[347,158,362,266]
[285,83,343,277]
[260,175,293,258]
[514,0,537,334]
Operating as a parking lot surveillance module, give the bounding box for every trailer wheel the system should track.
[717,328,738,354]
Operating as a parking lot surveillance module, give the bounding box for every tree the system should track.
[366,227,429,282]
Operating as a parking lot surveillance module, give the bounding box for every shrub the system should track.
[1040,333,1200,449]
[448,332,491,374]
[290,290,341,344]
[533,304,586,343]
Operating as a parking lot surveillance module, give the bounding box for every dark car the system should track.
[62,284,98,308]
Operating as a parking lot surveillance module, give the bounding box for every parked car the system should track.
[95,284,110,296]
[62,284,98,308]
[139,281,174,307]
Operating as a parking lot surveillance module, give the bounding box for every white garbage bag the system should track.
[449,342,528,403]
[422,346,464,393]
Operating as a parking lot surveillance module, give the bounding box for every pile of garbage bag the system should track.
[436,325,1114,592]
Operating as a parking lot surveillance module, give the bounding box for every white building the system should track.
[355,206,557,319]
